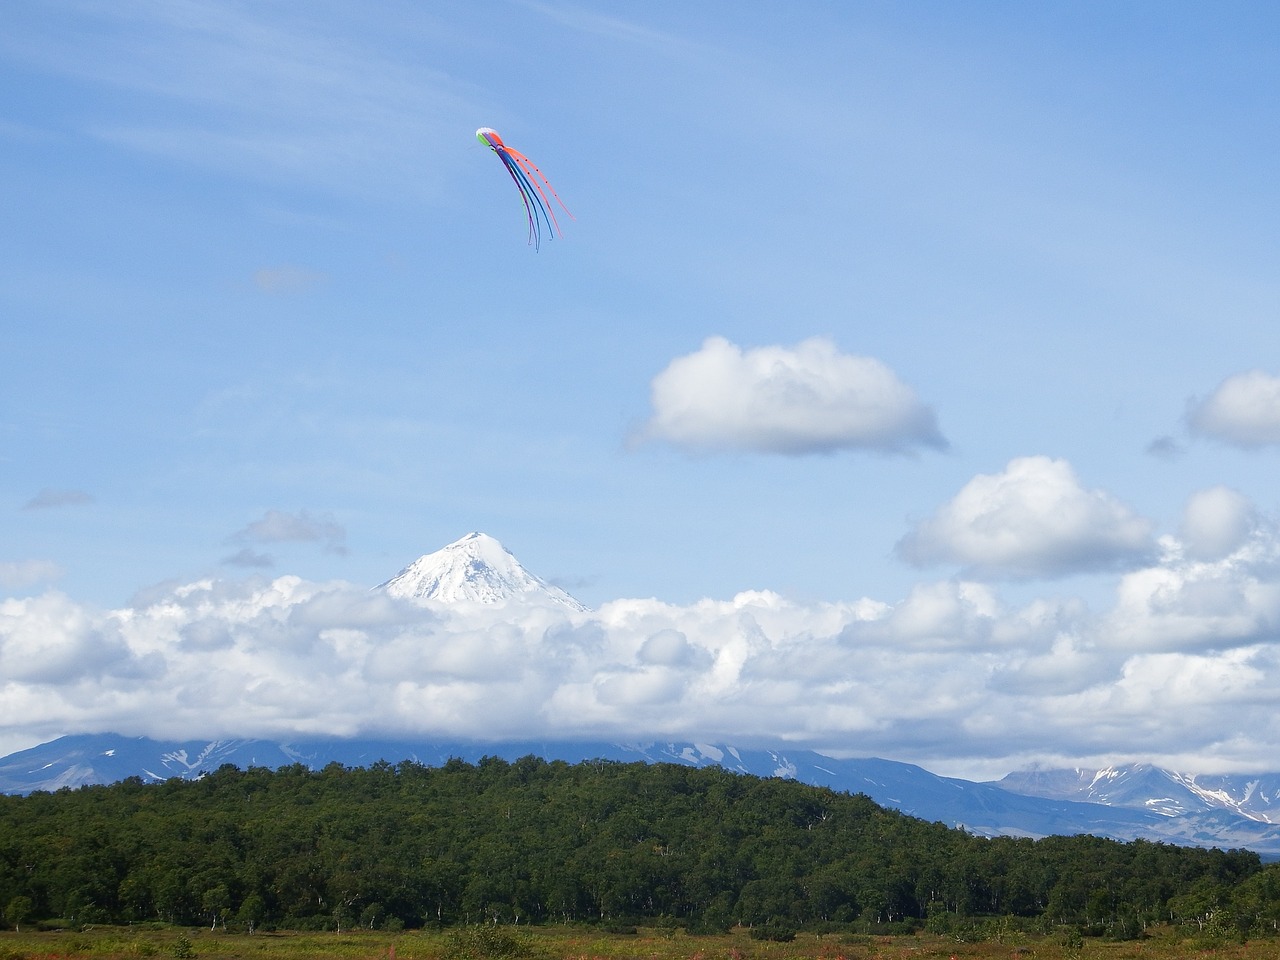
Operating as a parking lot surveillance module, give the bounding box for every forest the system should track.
[2,756,1278,940]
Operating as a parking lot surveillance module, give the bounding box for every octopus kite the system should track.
[476,127,573,248]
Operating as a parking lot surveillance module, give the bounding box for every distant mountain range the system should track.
[7,533,1280,857]
[4,733,1280,857]
[998,764,1280,824]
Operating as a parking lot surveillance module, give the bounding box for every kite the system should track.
[476,127,573,249]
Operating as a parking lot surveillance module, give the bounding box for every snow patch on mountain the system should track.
[376,532,587,611]
[998,763,1280,826]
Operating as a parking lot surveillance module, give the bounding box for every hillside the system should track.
[0,756,1271,935]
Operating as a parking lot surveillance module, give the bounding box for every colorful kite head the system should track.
[477,127,573,249]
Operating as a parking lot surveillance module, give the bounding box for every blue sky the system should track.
[3,2,1280,776]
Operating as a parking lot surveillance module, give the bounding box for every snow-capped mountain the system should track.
[5,734,1280,856]
[997,763,1280,824]
[376,532,586,610]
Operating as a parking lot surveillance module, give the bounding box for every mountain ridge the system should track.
[4,733,1280,856]
[995,763,1280,824]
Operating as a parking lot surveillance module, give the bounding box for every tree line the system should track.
[1,756,1277,937]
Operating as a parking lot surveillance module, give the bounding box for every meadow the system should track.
[1,924,1276,960]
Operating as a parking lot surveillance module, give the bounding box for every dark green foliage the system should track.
[0,757,1274,935]
[444,925,536,960]
[599,922,638,935]
[749,921,797,941]
[4,895,33,932]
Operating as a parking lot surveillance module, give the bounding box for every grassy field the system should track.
[1,925,1276,960]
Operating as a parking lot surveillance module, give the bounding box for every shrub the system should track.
[599,922,637,935]
[750,921,797,942]
[444,925,535,960]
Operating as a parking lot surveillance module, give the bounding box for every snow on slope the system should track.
[376,532,586,611]
[997,763,1280,825]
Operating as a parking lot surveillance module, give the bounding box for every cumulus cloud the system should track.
[229,509,347,555]
[896,456,1156,579]
[1103,527,1280,654]
[23,488,94,510]
[0,592,139,685]
[1179,486,1258,561]
[1187,370,1280,447]
[640,336,947,455]
[5,515,1280,775]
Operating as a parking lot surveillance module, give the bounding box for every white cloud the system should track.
[896,456,1156,579]
[1111,649,1268,713]
[1187,370,1280,447]
[5,517,1280,775]
[1046,646,1279,765]
[1104,530,1280,654]
[640,336,947,455]
[0,592,138,684]
[637,629,708,667]
[848,580,1000,649]
[1179,486,1257,561]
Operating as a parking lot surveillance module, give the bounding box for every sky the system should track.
[3,1,1280,779]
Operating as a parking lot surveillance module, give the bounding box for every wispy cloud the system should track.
[3,0,477,200]
[253,265,326,295]
[221,547,274,569]
[0,560,63,589]
[228,509,347,555]
[23,489,94,510]
[1145,435,1184,460]
[517,0,709,59]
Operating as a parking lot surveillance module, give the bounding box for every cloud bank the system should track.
[5,500,1280,778]
[641,337,947,455]
[896,456,1155,579]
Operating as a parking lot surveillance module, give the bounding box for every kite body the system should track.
[477,127,572,248]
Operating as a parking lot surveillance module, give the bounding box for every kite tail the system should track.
[504,146,575,233]
[499,149,555,248]
[496,150,541,247]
